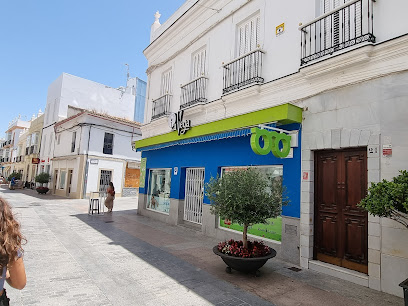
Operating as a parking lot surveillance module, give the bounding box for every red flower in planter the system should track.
[217,239,271,258]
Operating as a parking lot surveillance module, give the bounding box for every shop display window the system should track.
[147,169,171,214]
[219,165,284,242]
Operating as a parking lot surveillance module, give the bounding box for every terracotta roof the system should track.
[56,106,141,128]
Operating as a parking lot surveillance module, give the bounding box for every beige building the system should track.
[15,113,44,187]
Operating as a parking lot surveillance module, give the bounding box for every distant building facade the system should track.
[52,106,141,199]
[39,73,139,192]
[0,117,30,178]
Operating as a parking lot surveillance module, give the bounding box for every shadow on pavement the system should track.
[74,209,273,306]
[74,208,404,306]
[0,185,67,201]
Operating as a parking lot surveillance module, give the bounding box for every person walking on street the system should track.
[0,197,27,305]
[104,182,115,213]
[9,178,16,191]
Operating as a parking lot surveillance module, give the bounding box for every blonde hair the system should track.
[0,197,25,269]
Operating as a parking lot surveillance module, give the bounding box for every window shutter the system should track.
[161,69,173,96]
[191,48,207,80]
[237,14,260,57]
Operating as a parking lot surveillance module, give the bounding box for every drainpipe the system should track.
[82,125,91,199]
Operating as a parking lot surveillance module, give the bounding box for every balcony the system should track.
[223,49,264,95]
[180,76,208,109]
[300,0,375,66]
[152,94,172,120]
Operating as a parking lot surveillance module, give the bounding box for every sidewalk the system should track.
[0,187,403,305]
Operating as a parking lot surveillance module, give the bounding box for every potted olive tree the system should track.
[358,170,408,301]
[205,167,289,275]
[358,170,408,228]
[35,172,51,194]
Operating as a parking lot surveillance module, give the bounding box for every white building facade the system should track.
[0,117,30,178]
[40,73,138,189]
[53,107,141,199]
[135,0,408,298]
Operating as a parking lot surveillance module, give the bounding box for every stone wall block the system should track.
[323,130,331,149]
[341,128,351,147]
[301,181,314,194]
[315,132,324,149]
[368,249,381,264]
[368,262,381,278]
[301,201,314,214]
[368,235,381,251]
[331,128,341,148]
[368,170,380,184]
[359,130,371,145]
[301,149,313,161]
[350,129,361,146]
[301,160,314,171]
[368,134,380,145]
[367,156,380,170]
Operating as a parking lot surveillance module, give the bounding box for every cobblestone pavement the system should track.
[0,187,403,306]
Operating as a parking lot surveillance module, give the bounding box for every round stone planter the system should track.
[213,246,277,276]
[36,187,49,194]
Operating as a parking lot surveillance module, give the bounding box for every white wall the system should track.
[41,72,137,176]
[86,159,124,195]
[54,114,140,161]
[144,0,408,134]
[59,73,135,122]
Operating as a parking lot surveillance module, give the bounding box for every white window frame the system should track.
[191,46,207,80]
[160,68,173,96]
[236,13,261,57]
[146,168,172,215]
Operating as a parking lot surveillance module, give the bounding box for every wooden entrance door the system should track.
[314,148,368,274]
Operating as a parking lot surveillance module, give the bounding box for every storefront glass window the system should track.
[219,165,284,242]
[147,169,171,214]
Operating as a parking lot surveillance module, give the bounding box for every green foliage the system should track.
[8,172,21,181]
[358,170,408,228]
[35,172,51,185]
[205,167,289,231]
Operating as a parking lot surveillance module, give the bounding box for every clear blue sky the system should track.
[0,0,185,136]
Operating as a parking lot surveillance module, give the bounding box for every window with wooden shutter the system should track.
[191,47,207,80]
[160,68,173,96]
[237,14,260,57]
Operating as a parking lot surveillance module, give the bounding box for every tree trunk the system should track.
[243,223,248,249]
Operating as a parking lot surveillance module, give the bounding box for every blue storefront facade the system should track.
[135,104,303,264]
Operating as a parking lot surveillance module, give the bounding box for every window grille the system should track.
[103,133,114,155]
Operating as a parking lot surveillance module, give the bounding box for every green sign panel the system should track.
[139,158,147,188]
[250,127,292,158]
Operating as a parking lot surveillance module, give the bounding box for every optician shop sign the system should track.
[250,127,292,158]
[168,110,191,135]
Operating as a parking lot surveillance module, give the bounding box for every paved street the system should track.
[0,187,403,306]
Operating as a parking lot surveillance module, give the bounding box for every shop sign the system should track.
[250,127,292,158]
[368,145,379,157]
[32,158,40,164]
[139,158,147,188]
[382,144,392,156]
[168,110,191,135]
[276,23,285,36]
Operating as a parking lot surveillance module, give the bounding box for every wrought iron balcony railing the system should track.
[180,76,208,109]
[300,0,375,66]
[223,49,264,95]
[152,94,172,120]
